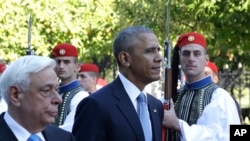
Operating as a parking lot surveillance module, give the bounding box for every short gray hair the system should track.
[0,55,56,104]
[113,26,154,66]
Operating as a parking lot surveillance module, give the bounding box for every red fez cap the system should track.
[52,43,78,57]
[80,63,99,73]
[177,32,206,48]
[0,63,6,73]
[206,61,218,74]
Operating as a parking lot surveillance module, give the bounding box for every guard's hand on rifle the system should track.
[162,98,180,132]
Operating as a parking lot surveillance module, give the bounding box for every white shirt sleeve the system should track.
[59,90,89,132]
[179,88,241,141]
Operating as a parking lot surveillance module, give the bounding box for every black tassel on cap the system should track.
[171,44,180,103]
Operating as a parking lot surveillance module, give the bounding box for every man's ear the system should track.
[94,77,99,84]
[118,51,131,67]
[75,63,81,73]
[205,54,209,63]
[214,75,219,84]
[9,86,23,107]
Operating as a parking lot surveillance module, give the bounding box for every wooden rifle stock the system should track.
[162,70,172,141]
[162,40,172,141]
[162,0,172,140]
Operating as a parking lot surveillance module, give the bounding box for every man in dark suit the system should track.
[72,26,164,141]
[0,56,75,141]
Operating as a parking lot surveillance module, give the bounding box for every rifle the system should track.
[162,0,172,141]
[26,14,34,55]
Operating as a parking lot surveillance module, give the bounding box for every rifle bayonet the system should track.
[164,0,172,105]
[26,14,34,55]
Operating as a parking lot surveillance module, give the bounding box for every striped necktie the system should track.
[27,134,41,141]
[137,93,152,141]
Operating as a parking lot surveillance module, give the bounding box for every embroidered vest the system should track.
[55,86,84,126]
[168,83,218,141]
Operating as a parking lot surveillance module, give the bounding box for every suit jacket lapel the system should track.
[147,94,163,141]
[0,113,18,141]
[112,77,144,141]
[42,125,55,141]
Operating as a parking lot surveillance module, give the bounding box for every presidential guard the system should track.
[51,43,89,132]
[77,63,102,94]
[162,32,241,141]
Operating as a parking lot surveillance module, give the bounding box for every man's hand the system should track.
[162,99,180,132]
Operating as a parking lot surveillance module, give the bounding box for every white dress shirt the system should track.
[4,112,45,141]
[118,73,148,112]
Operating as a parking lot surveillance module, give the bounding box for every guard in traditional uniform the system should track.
[205,61,219,83]
[77,63,103,94]
[162,32,241,141]
[51,43,89,132]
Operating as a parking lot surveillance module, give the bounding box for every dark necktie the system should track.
[27,134,41,141]
[137,93,152,141]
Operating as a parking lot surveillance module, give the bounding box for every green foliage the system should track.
[172,0,250,71]
[0,0,250,77]
[0,0,119,78]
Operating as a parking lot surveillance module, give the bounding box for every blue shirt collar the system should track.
[59,80,81,93]
[184,76,213,90]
